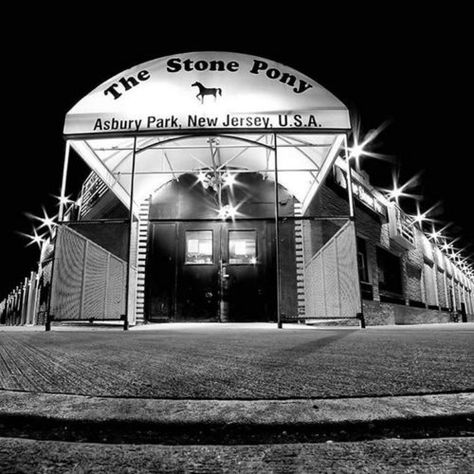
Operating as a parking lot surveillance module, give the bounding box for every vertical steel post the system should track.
[124,136,138,330]
[344,136,365,328]
[58,141,71,221]
[104,253,110,320]
[20,277,28,325]
[32,271,40,326]
[26,271,35,325]
[46,228,59,331]
[273,134,282,329]
[80,240,89,321]
[345,136,356,219]
[45,140,71,331]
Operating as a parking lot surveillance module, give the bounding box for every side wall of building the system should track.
[318,169,474,325]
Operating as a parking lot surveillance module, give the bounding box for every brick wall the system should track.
[363,300,454,325]
[363,300,396,325]
[437,269,448,308]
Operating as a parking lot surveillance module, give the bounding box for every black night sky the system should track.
[1,12,472,299]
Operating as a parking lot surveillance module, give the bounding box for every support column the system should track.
[344,136,365,328]
[26,271,36,324]
[58,141,71,221]
[45,141,70,331]
[273,134,282,329]
[124,136,138,331]
[20,277,28,325]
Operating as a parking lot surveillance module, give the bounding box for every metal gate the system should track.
[304,220,361,319]
[50,225,134,322]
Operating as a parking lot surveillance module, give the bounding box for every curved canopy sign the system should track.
[64,52,350,136]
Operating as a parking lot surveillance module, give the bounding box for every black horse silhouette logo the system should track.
[191,82,222,103]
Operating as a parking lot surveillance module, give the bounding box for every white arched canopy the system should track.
[70,133,344,214]
[63,52,350,215]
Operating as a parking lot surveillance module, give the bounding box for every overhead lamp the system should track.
[389,186,403,201]
[428,227,441,241]
[20,228,46,248]
[412,203,427,225]
[441,242,452,252]
[349,142,365,161]
[413,212,426,224]
[223,172,236,187]
[54,194,74,207]
[28,207,58,235]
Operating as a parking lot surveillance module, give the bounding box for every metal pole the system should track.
[345,136,356,218]
[26,271,35,325]
[344,136,365,328]
[20,278,28,325]
[58,141,71,221]
[46,140,72,330]
[124,136,137,330]
[46,233,58,331]
[32,271,40,326]
[273,133,282,329]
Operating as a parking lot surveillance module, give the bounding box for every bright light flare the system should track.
[217,201,244,220]
[389,186,404,201]
[428,227,441,241]
[27,207,58,235]
[348,120,393,165]
[349,141,365,161]
[441,241,452,252]
[20,228,46,248]
[197,170,207,183]
[411,202,443,228]
[218,204,238,220]
[449,245,470,259]
[441,236,460,253]
[383,171,424,203]
[413,203,427,224]
[388,173,407,202]
[223,172,237,187]
[53,194,74,207]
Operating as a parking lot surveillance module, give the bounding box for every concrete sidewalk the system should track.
[1,390,473,426]
[2,437,473,473]
[0,389,473,450]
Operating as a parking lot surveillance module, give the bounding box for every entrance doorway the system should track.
[147,220,275,321]
[144,171,298,323]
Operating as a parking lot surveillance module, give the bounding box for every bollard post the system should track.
[122,314,129,331]
[357,312,366,329]
[45,313,52,332]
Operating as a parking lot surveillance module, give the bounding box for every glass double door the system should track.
[146,220,276,322]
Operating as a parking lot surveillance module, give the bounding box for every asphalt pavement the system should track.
[1,323,473,399]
